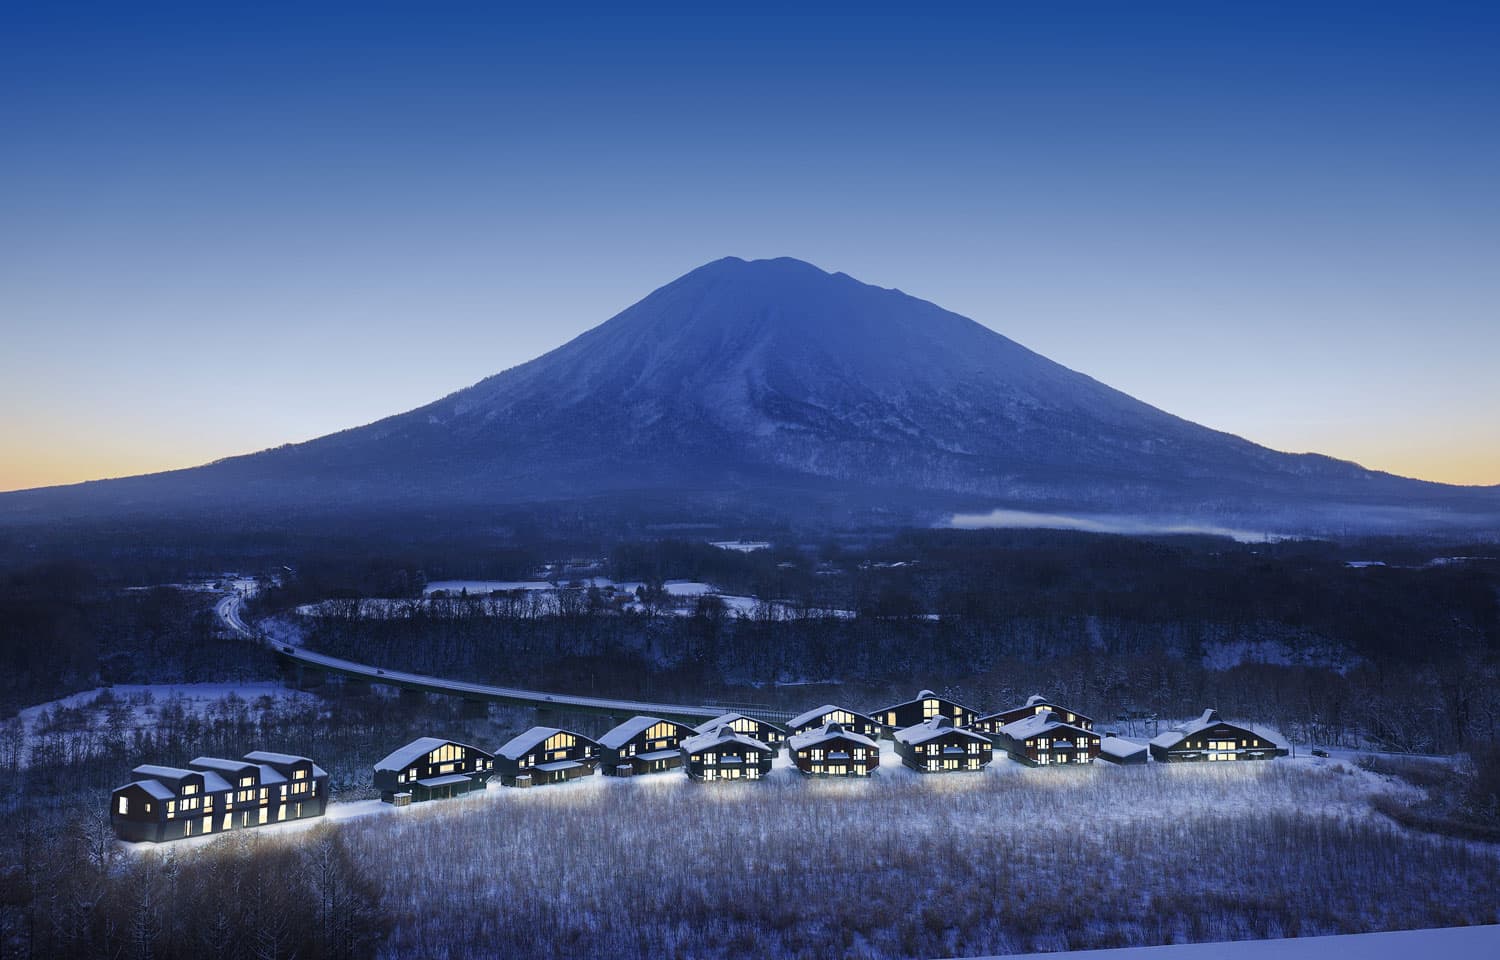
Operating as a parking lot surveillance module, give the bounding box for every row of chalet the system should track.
[112,751,328,842]
[366,695,1285,803]
[113,697,1280,841]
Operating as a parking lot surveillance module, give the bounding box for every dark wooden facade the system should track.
[872,689,976,737]
[786,704,882,742]
[693,712,787,748]
[494,726,601,786]
[374,737,494,802]
[786,723,879,777]
[598,716,693,776]
[993,711,1101,766]
[680,725,775,782]
[111,751,328,843]
[1149,710,1286,762]
[893,717,993,773]
[970,694,1094,735]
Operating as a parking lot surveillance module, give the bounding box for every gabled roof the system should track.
[244,750,329,778]
[497,726,562,759]
[131,764,197,782]
[496,726,597,760]
[681,725,772,755]
[599,715,685,750]
[895,716,990,746]
[198,770,234,792]
[115,779,177,800]
[242,750,311,767]
[788,722,877,752]
[189,756,259,776]
[1150,709,1248,748]
[787,704,875,730]
[980,694,1090,723]
[999,711,1092,743]
[375,737,488,772]
[692,713,781,735]
[875,689,970,714]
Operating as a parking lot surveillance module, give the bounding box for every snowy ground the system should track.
[117,745,1396,853]
[990,923,1500,959]
[300,577,858,620]
[17,682,318,760]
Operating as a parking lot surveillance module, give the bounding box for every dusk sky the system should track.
[4,2,1497,492]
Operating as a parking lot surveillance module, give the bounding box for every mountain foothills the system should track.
[4,256,1497,534]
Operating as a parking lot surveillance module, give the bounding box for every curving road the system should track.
[216,595,787,724]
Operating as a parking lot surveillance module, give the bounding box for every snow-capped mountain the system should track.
[5,256,1497,533]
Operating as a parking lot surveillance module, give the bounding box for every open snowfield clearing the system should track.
[302,578,857,620]
[118,755,1500,959]
[998,923,1500,959]
[15,682,320,760]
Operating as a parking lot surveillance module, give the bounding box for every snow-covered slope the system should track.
[5,256,1498,531]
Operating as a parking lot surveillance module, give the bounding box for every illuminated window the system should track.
[182,783,198,796]
[166,801,176,819]
[294,769,306,780]
[117,796,128,815]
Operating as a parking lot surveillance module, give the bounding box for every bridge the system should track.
[216,595,794,725]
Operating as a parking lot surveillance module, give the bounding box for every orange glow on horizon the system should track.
[2,439,1496,495]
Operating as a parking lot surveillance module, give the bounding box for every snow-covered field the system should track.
[995,924,1500,959]
[298,578,857,620]
[232,754,1500,957]
[111,749,1500,960]
[16,683,317,761]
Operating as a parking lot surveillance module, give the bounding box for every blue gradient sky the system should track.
[3,2,1497,491]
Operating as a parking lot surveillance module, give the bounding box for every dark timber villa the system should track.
[374,737,494,802]
[970,694,1094,736]
[786,704,882,741]
[693,712,787,749]
[873,689,975,737]
[786,723,879,777]
[894,716,993,773]
[681,724,775,782]
[111,751,327,843]
[495,726,601,786]
[598,716,693,776]
[993,711,1101,766]
[1149,709,1287,762]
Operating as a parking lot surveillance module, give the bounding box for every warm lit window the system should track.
[117,796,128,815]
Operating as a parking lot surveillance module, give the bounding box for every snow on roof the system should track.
[999,711,1091,742]
[787,722,877,752]
[895,716,989,746]
[786,705,876,726]
[1151,709,1229,748]
[1100,737,1148,759]
[598,715,679,750]
[255,765,287,786]
[131,764,196,781]
[242,750,313,767]
[119,779,177,800]
[692,713,783,736]
[188,756,258,775]
[415,773,475,788]
[496,726,565,760]
[681,725,772,755]
[532,760,584,773]
[876,689,965,713]
[375,737,484,772]
[1025,694,1049,706]
[197,770,232,792]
